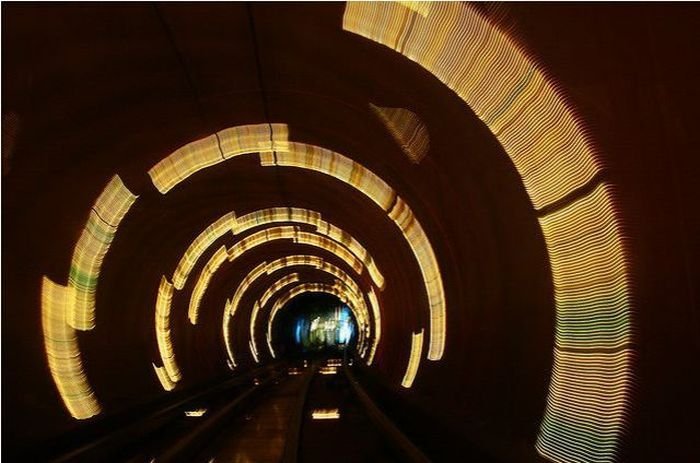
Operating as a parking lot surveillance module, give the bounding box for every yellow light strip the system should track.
[366,288,382,366]
[260,143,445,361]
[229,262,269,318]
[258,273,302,310]
[223,261,269,367]
[41,277,101,419]
[401,329,424,389]
[370,104,430,164]
[537,349,633,463]
[184,408,207,417]
[232,207,323,234]
[319,366,338,375]
[536,184,633,463]
[223,299,236,369]
[148,123,289,194]
[260,145,395,210]
[387,197,445,360]
[344,3,633,460]
[189,245,228,324]
[232,207,384,288]
[249,339,259,363]
[225,226,368,281]
[396,1,431,17]
[311,408,340,420]
[155,276,181,384]
[250,273,300,362]
[175,207,384,293]
[343,2,600,210]
[152,363,175,392]
[173,213,236,290]
[539,184,631,351]
[315,219,385,290]
[68,175,138,330]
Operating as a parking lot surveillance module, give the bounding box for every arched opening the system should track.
[272,292,359,359]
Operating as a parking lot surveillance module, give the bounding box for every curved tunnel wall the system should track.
[3,3,698,462]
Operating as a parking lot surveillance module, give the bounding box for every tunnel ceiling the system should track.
[3,3,699,463]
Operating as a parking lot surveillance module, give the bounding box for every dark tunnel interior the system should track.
[2,2,699,462]
[273,293,358,357]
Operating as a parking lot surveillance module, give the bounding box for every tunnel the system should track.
[2,2,699,462]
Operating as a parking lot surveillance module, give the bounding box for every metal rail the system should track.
[281,364,317,463]
[157,369,285,462]
[49,363,284,462]
[344,363,432,463]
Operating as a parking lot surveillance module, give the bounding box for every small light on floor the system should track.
[184,408,207,417]
[311,408,340,420]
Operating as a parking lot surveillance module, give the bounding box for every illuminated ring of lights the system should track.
[148,127,445,363]
[172,207,385,292]
[222,254,378,369]
[257,269,371,360]
[188,224,379,325]
[41,176,138,418]
[156,221,376,388]
[343,2,634,462]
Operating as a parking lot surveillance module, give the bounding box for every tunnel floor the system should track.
[190,360,400,463]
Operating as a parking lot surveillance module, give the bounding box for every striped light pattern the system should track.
[234,207,385,289]
[370,104,430,164]
[222,298,240,369]
[258,273,302,309]
[184,408,207,417]
[148,123,289,194]
[173,207,383,293]
[536,183,633,463]
[152,363,175,391]
[173,212,236,290]
[223,262,269,366]
[396,1,430,17]
[260,145,395,210]
[232,207,322,234]
[343,2,600,210]
[222,254,377,368]
[68,175,138,330]
[41,277,101,419]
[388,196,444,360]
[311,408,341,420]
[226,226,364,275]
[343,2,633,461]
[249,339,259,363]
[155,276,181,389]
[229,262,270,318]
[189,245,228,324]
[401,329,424,389]
[261,143,445,361]
[366,288,382,365]
[249,273,301,362]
